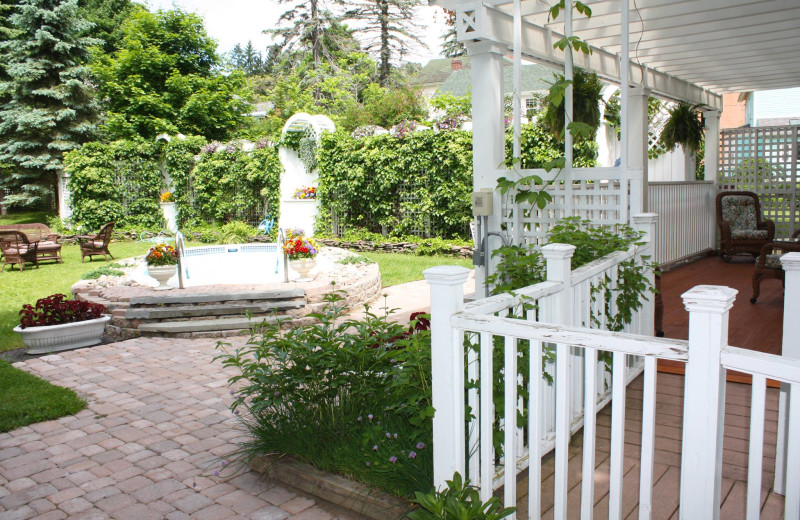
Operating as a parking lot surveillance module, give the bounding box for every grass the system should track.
[0,210,54,226]
[0,241,155,352]
[360,252,473,287]
[0,359,86,433]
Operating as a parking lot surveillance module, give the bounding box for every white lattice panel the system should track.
[503,178,627,246]
[719,126,799,239]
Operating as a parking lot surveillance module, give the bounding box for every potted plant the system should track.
[282,229,320,281]
[13,294,109,354]
[146,242,179,290]
[658,101,705,155]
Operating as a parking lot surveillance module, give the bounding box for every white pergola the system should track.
[432,0,800,287]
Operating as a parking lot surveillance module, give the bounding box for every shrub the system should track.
[81,264,125,280]
[220,221,257,244]
[19,294,106,329]
[215,292,434,497]
[409,472,515,520]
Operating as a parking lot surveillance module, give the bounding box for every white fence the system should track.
[425,245,800,519]
[647,181,715,266]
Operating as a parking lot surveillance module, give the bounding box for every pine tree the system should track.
[0,0,99,208]
[440,9,465,59]
[346,0,425,86]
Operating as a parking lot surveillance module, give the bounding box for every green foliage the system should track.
[409,472,515,520]
[80,263,125,280]
[64,140,163,229]
[0,0,100,208]
[337,255,373,265]
[658,101,705,155]
[0,359,86,433]
[486,244,545,295]
[78,0,139,53]
[162,135,207,225]
[505,118,598,170]
[542,69,603,142]
[220,220,257,244]
[192,144,281,224]
[91,8,249,140]
[339,83,427,132]
[215,292,435,497]
[316,129,473,238]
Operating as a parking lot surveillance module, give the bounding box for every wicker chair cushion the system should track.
[765,254,783,270]
[721,195,758,231]
[3,246,31,255]
[37,241,61,251]
[85,240,105,248]
[731,229,769,240]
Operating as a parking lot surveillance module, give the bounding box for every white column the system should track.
[57,171,72,222]
[679,285,737,520]
[632,213,658,336]
[704,110,721,251]
[774,252,800,496]
[423,265,472,489]
[627,87,650,216]
[541,244,576,326]
[468,41,508,291]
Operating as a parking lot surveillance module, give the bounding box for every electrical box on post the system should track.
[472,191,493,216]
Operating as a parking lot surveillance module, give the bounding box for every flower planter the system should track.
[289,258,316,281]
[14,315,111,355]
[148,265,177,290]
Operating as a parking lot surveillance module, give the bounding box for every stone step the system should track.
[137,316,278,334]
[128,288,304,306]
[76,293,129,311]
[124,300,303,320]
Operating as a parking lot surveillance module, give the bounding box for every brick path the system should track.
[0,337,361,520]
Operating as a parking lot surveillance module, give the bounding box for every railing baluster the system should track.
[554,342,570,520]
[468,332,480,484]
[480,331,494,502]
[608,351,627,520]
[786,381,800,519]
[504,335,518,518]
[746,374,766,520]
[638,357,658,520]
[529,339,543,520]
[581,347,598,519]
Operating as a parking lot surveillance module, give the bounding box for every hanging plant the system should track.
[658,101,705,155]
[298,135,318,173]
[542,69,603,142]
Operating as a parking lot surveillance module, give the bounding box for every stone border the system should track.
[250,455,412,520]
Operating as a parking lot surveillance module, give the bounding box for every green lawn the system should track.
[0,359,87,433]
[359,251,474,287]
[0,241,154,352]
[0,210,54,226]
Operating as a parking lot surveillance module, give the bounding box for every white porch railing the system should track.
[647,181,715,266]
[425,250,800,519]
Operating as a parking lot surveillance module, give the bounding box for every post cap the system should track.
[541,243,576,259]
[781,252,800,271]
[423,265,472,285]
[681,285,737,314]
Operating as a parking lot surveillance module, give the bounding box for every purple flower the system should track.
[220,461,227,467]
[229,389,235,395]
[368,414,374,420]
[393,433,398,439]
[408,451,417,459]
[416,442,426,449]
[386,432,391,438]
[372,445,378,451]
[357,416,363,422]
[389,456,397,464]
[213,470,220,477]
[234,410,239,415]
[366,461,371,467]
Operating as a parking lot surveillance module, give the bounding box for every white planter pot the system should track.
[289,257,316,281]
[160,202,178,232]
[148,265,177,290]
[14,315,111,355]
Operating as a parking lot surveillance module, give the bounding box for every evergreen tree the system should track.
[0,0,99,208]
[266,0,349,69]
[230,40,265,76]
[346,0,425,86]
[440,9,465,58]
[78,0,139,54]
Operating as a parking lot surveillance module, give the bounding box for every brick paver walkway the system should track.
[0,337,360,520]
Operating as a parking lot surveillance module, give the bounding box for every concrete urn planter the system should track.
[148,265,177,290]
[14,315,111,355]
[289,258,316,281]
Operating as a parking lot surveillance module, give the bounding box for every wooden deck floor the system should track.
[516,256,788,518]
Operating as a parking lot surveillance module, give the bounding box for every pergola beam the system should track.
[454,1,722,109]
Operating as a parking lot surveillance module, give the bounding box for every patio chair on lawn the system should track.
[716,191,775,261]
[750,229,800,303]
[78,222,115,262]
[0,230,39,272]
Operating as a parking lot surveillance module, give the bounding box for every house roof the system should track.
[415,57,472,86]
[436,63,557,97]
[433,0,800,109]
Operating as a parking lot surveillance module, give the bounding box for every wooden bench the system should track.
[0,223,62,264]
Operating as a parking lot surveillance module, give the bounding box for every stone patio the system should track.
[0,336,363,520]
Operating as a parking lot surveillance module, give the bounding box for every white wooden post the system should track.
[541,244,575,520]
[468,41,508,287]
[775,252,800,497]
[679,285,737,520]
[627,87,650,216]
[423,265,472,490]
[704,110,721,251]
[632,213,658,336]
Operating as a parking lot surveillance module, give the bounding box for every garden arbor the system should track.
[434,0,800,287]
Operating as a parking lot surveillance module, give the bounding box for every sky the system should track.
[134,0,448,66]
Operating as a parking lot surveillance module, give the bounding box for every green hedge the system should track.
[317,130,474,239]
[65,138,282,229]
[64,140,163,230]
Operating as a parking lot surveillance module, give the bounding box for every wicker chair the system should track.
[716,191,775,261]
[79,222,115,262]
[0,230,39,272]
[750,229,800,303]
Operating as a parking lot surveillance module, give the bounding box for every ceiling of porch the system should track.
[434,0,800,103]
